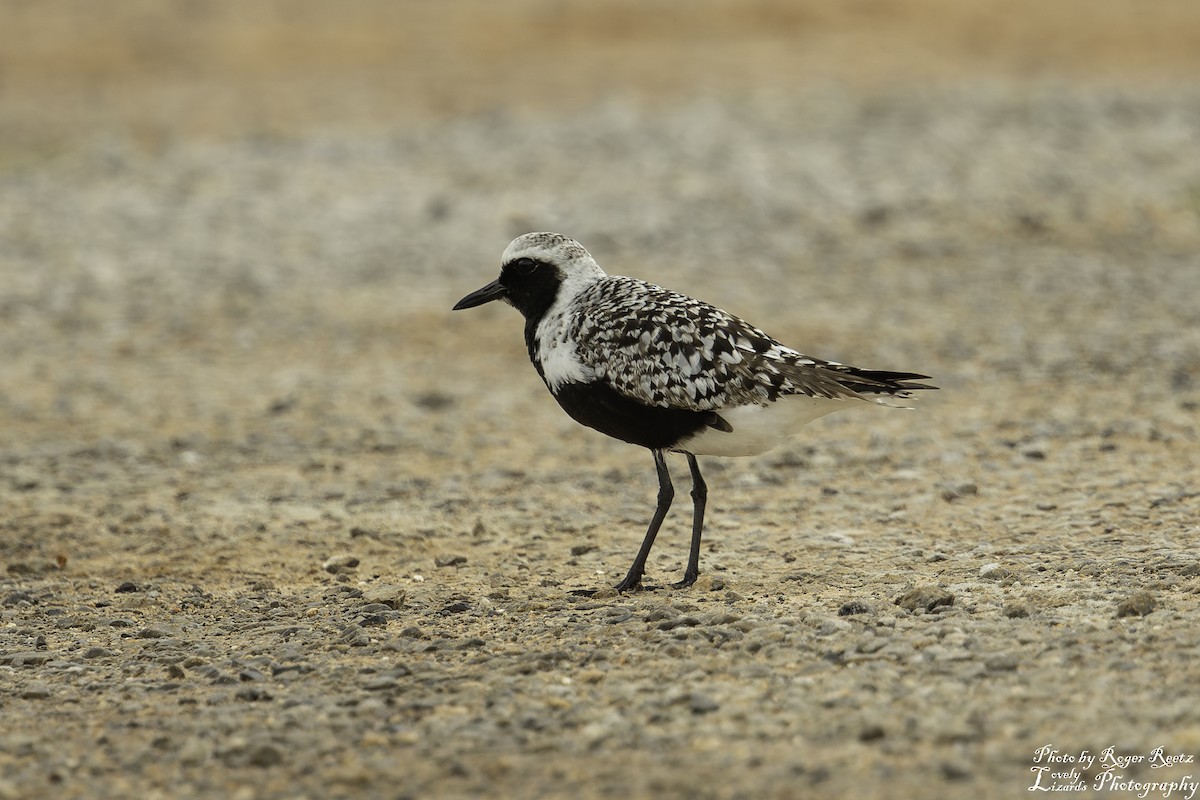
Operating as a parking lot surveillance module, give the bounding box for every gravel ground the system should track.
[3,83,1200,799]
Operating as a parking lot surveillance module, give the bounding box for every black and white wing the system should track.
[568,277,932,412]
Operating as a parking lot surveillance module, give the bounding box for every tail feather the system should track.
[835,368,939,397]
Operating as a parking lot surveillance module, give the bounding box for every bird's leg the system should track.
[673,453,706,589]
[614,449,673,592]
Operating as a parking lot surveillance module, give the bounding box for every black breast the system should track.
[550,381,725,450]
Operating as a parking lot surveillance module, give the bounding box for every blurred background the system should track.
[4,0,1200,156]
[1,0,1198,451]
[2,0,1199,455]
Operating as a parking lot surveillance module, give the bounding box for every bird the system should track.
[453,232,936,592]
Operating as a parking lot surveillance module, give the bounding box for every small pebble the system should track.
[6,562,50,575]
[940,482,978,502]
[2,590,37,606]
[985,653,1020,672]
[859,724,886,741]
[359,584,407,609]
[178,737,210,767]
[322,554,360,574]
[244,744,284,768]
[979,563,1012,580]
[339,625,371,646]
[5,651,55,666]
[1002,603,1030,619]
[358,602,393,614]
[838,600,871,616]
[817,618,852,635]
[136,626,172,639]
[941,762,972,781]
[688,693,720,714]
[1115,590,1156,618]
[856,636,889,654]
[894,586,955,613]
[657,616,701,631]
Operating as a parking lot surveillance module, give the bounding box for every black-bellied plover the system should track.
[453,232,936,592]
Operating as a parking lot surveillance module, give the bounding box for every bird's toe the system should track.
[672,572,700,590]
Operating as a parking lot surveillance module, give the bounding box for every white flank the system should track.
[537,332,596,389]
[534,275,605,390]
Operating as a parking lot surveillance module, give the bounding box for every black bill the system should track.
[452,278,507,310]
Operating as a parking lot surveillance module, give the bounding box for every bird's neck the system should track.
[517,278,588,368]
[523,315,546,380]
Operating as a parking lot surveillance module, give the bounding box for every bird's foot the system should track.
[569,576,652,596]
[612,571,651,593]
[570,583,636,598]
[671,571,699,590]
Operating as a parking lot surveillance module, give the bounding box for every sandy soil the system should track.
[2,3,1200,799]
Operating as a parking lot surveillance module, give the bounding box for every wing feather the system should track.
[566,277,887,412]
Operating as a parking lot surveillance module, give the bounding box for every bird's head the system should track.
[452,232,607,321]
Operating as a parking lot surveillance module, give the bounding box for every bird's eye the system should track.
[510,257,538,276]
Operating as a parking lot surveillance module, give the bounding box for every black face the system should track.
[452,257,563,322]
